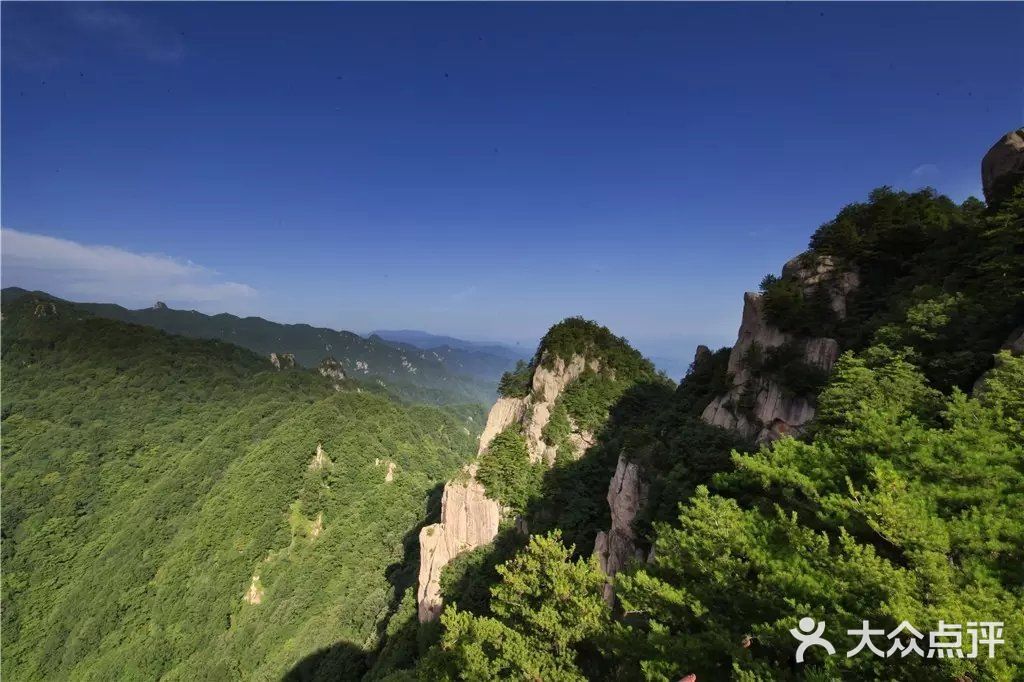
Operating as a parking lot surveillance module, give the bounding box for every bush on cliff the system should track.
[612,348,1024,680]
[475,426,544,513]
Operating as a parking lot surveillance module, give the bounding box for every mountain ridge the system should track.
[1,288,499,406]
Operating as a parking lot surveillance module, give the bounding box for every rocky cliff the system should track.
[416,339,618,621]
[417,466,501,621]
[591,254,858,599]
[593,455,647,604]
[701,255,855,442]
[524,353,600,464]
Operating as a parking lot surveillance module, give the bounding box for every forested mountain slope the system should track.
[0,289,498,406]
[0,294,479,680]
[364,130,1024,681]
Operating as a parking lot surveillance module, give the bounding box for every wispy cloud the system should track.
[1,228,255,307]
[4,5,186,72]
[910,163,940,181]
[70,6,186,64]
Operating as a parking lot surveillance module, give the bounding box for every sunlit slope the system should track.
[1,295,476,680]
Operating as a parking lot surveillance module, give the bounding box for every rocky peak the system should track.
[152,301,168,310]
[417,324,630,622]
[982,127,1024,205]
[317,357,347,382]
[693,344,713,367]
[269,352,296,370]
[701,262,852,443]
[593,454,648,604]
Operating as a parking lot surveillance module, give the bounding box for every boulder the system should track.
[982,128,1024,205]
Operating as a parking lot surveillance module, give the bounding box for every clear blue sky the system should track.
[3,2,1022,367]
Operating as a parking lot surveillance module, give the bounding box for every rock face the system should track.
[309,442,332,471]
[269,352,296,370]
[317,357,347,382]
[593,455,648,604]
[982,128,1024,205]
[781,254,860,318]
[417,351,603,621]
[477,396,528,454]
[475,352,598,463]
[243,575,264,605]
[701,255,853,443]
[523,353,599,464]
[33,301,58,319]
[152,301,168,310]
[417,469,502,621]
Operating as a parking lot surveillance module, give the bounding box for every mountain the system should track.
[0,293,481,681]
[370,329,531,361]
[0,291,497,406]
[3,129,1023,682]
[367,130,1024,681]
[369,330,532,386]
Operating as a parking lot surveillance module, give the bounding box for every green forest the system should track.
[1,295,482,680]
[2,180,1022,681]
[369,182,1024,680]
[0,289,505,406]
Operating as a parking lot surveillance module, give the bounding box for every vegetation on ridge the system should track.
[379,181,1024,681]
[761,185,1024,393]
[1,296,479,681]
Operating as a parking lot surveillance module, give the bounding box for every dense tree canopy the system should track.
[390,182,1024,681]
[1,296,479,681]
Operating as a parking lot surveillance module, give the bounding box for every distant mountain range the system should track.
[1,288,513,405]
[370,329,532,383]
[370,329,532,361]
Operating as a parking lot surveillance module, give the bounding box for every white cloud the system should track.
[910,163,940,180]
[1,228,256,308]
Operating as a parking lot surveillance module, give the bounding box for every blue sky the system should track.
[2,3,1022,369]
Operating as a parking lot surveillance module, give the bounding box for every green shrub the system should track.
[476,427,543,513]
[497,360,532,398]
